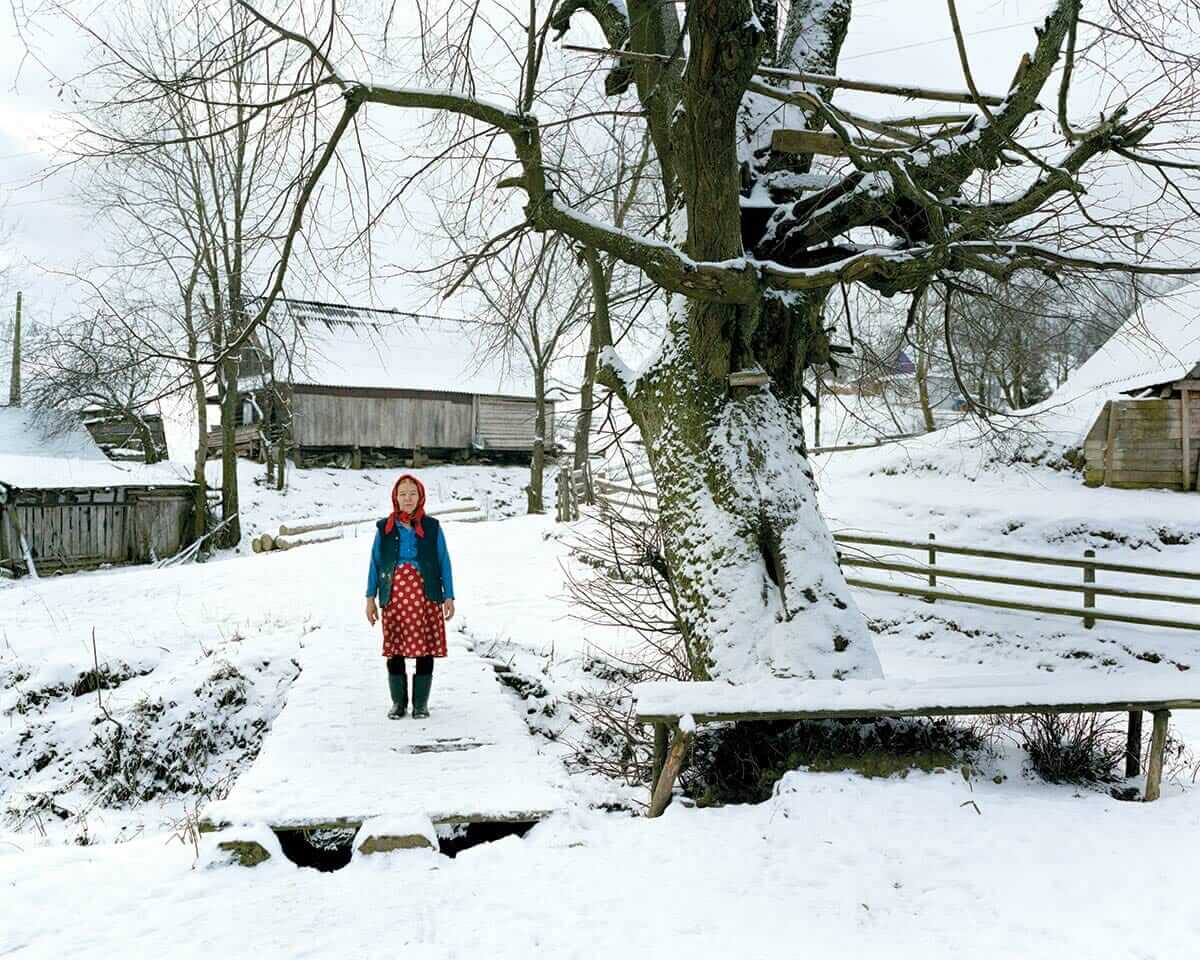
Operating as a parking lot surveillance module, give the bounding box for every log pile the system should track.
[251,501,486,554]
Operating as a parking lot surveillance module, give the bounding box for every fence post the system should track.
[1083,549,1095,629]
[1126,710,1143,778]
[925,533,937,603]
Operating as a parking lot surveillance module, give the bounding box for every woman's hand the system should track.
[442,599,456,621]
[366,598,379,626]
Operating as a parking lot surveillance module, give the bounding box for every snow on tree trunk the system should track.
[635,311,881,683]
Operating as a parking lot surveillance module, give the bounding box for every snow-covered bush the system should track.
[1001,712,1127,784]
[560,511,689,785]
[2,650,299,837]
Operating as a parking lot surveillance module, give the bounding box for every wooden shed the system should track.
[0,407,194,576]
[1077,286,1200,491]
[216,299,554,466]
[81,410,169,463]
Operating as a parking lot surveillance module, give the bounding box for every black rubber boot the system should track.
[411,674,432,719]
[387,674,408,719]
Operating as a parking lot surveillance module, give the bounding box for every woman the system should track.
[365,474,455,719]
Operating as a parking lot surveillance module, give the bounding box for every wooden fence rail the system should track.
[834,533,1200,582]
[584,472,1199,775]
[835,534,1200,632]
[582,476,1200,633]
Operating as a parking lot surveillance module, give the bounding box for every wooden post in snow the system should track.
[1144,709,1170,801]
[925,533,937,603]
[1083,549,1095,629]
[8,292,21,406]
[647,723,694,818]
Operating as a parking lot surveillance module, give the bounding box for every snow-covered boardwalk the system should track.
[201,641,568,832]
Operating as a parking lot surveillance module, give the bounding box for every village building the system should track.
[210,299,555,467]
[81,409,169,463]
[0,405,193,577]
[1072,284,1200,490]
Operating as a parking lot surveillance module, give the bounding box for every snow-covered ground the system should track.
[2,448,1199,958]
[218,458,543,548]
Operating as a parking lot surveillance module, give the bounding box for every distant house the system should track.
[0,406,193,576]
[81,410,169,463]
[1073,285,1200,490]
[891,350,917,376]
[209,299,555,466]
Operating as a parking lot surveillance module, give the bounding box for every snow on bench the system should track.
[632,674,1200,816]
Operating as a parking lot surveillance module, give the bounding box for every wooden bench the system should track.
[633,675,1200,817]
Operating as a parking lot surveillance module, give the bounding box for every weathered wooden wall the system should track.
[0,486,193,575]
[1083,397,1200,489]
[291,387,475,449]
[219,385,556,458]
[82,413,168,460]
[477,397,555,452]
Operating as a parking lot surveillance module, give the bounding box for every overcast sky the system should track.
[0,0,1129,335]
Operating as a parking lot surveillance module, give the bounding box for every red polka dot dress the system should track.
[380,562,447,658]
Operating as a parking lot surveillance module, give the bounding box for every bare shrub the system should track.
[561,507,690,785]
[1000,712,1127,784]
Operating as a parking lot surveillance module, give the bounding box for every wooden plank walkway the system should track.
[201,641,568,833]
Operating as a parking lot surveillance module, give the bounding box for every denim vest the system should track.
[375,515,445,606]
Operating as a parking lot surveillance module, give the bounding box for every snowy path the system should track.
[202,645,569,829]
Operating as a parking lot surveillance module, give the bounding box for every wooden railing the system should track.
[836,533,1200,632]
[580,471,1200,633]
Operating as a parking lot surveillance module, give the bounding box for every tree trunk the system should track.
[915,350,936,432]
[527,366,546,514]
[813,371,822,448]
[218,354,242,546]
[629,315,882,683]
[576,247,609,500]
[131,415,164,464]
[190,364,209,542]
[574,320,598,477]
[610,1,880,683]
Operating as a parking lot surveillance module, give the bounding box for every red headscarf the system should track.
[384,473,427,537]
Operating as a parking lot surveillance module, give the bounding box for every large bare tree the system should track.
[37,0,1200,681]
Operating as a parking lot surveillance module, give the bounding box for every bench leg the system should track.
[1144,709,1170,802]
[1125,710,1143,778]
[648,725,693,819]
[652,721,668,788]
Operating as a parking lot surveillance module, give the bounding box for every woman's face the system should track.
[395,480,420,513]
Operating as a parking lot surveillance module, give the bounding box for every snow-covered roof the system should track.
[271,300,538,399]
[0,406,191,490]
[1058,283,1200,400]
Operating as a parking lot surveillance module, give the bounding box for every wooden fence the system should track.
[836,533,1200,633]
[0,488,194,576]
[578,471,1200,633]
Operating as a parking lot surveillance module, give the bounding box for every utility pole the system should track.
[8,291,21,406]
